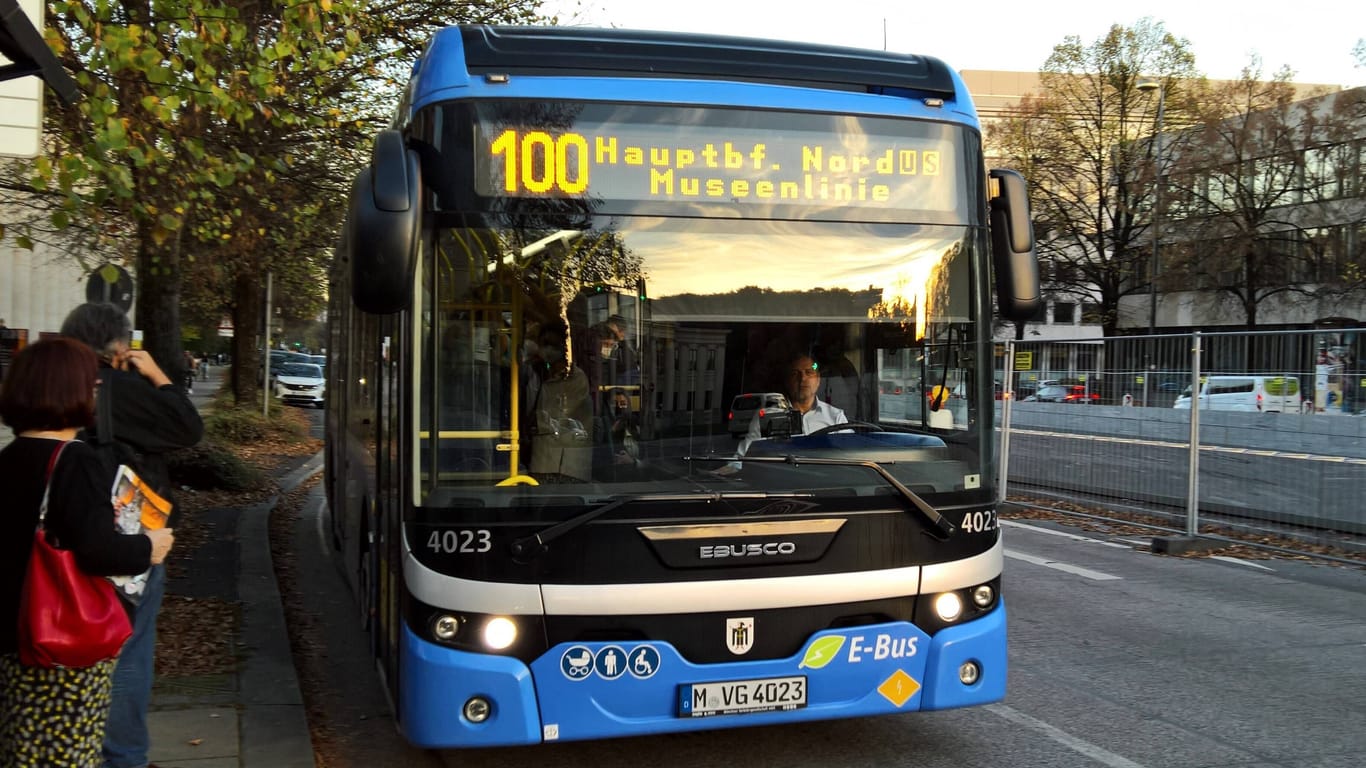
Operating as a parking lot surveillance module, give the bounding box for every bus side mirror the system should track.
[349,130,421,314]
[988,169,1041,321]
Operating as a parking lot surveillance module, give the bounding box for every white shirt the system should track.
[728,398,848,470]
[799,398,848,433]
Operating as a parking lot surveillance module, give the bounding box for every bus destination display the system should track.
[475,122,958,212]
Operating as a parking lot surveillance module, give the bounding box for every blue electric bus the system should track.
[325,25,1039,748]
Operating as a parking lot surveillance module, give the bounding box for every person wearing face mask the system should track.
[601,388,640,460]
[523,320,593,482]
[591,387,645,482]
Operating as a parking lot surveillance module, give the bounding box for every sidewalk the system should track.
[148,362,317,767]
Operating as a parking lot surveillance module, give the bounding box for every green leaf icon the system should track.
[799,636,845,669]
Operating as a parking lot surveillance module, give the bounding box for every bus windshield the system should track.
[416,214,991,509]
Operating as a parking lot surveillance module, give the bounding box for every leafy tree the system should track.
[1157,64,1365,327]
[31,0,367,384]
[23,0,545,402]
[986,19,1198,336]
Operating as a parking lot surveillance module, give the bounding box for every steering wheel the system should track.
[803,421,884,437]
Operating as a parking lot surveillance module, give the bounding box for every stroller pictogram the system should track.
[565,649,592,677]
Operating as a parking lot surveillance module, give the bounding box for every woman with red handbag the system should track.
[0,338,175,768]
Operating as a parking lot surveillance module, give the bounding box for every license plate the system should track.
[679,675,807,717]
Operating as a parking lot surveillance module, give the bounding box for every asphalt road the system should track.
[284,405,1366,767]
[1003,428,1366,534]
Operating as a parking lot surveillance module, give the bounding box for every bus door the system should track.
[422,232,525,488]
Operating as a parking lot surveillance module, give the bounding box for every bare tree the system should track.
[986,19,1198,336]
[1158,64,1364,327]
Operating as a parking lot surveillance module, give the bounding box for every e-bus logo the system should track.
[846,633,919,663]
[698,541,797,559]
[796,632,919,670]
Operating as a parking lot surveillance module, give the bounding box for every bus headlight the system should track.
[482,617,518,650]
[934,592,964,622]
[971,584,995,608]
[433,614,461,641]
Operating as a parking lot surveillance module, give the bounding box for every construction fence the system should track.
[996,329,1366,559]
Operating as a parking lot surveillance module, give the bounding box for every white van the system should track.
[1172,375,1303,413]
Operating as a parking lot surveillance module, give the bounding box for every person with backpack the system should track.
[60,302,203,768]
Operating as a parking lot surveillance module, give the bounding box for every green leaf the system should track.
[103,117,128,152]
[799,636,845,669]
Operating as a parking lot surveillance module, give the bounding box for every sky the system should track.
[545,0,1365,88]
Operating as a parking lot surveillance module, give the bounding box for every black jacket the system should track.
[0,438,154,654]
[89,363,204,503]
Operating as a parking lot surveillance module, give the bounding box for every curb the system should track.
[235,449,323,767]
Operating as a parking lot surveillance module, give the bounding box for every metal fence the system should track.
[997,329,1366,561]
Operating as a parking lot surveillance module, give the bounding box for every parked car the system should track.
[728,392,798,437]
[261,350,313,385]
[273,362,326,408]
[1023,384,1099,404]
[1172,375,1302,413]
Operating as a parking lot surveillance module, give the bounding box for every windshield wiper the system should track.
[509,490,814,561]
[685,454,955,540]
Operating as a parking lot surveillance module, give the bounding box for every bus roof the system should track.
[408,25,958,108]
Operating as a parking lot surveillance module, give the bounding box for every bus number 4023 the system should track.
[426,529,493,554]
[960,511,998,534]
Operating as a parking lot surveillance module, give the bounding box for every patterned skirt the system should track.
[0,653,116,768]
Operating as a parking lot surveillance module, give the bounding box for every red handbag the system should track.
[17,442,133,668]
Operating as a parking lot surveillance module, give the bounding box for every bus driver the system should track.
[721,351,849,475]
[782,353,848,434]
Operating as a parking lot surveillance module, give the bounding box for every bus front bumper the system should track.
[399,601,1006,748]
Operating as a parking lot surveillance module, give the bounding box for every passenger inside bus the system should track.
[522,320,593,482]
[594,387,643,481]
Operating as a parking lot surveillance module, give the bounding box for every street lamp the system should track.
[1137,77,1165,336]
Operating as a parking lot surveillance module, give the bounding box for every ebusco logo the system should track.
[798,632,919,669]
[698,541,796,559]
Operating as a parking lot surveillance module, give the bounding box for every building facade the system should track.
[961,71,1362,339]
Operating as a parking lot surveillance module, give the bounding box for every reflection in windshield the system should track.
[417,217,987,506]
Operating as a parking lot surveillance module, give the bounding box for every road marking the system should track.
[1004,549,1122,581]
[1003,519,1132,549]
[1209,555,1275,571]
[987,704,1150,768]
